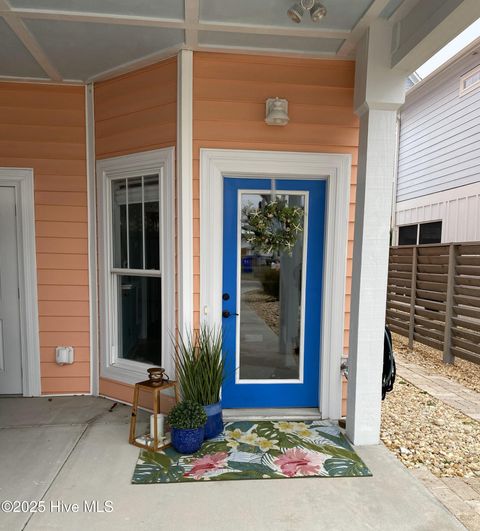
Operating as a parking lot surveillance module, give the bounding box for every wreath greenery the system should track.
[242,200,304,255]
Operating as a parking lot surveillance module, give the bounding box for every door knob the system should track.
[222,310,239,318]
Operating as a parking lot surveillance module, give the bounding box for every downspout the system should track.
[390,111,401,246]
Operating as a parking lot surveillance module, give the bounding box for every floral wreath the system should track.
[242,200,304,255]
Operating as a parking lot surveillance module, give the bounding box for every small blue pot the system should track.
[171,426,205,454]
[203,401,224,439]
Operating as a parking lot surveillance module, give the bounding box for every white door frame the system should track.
[199,149,351,419]
[0,168,41,396]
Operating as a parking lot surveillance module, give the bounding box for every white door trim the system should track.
[199,149,351,419]
[96,148,176,385]
[0,168,41,396]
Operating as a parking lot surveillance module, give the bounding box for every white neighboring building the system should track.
[393,39,480,246]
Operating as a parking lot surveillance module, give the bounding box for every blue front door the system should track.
[222,177,326,408]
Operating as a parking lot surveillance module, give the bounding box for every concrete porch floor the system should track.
[0,396,464,531]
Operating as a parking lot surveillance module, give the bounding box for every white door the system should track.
[0,186,22,394]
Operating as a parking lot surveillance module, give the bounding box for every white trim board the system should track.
[396,180,480,211]
[85,84,98,396]
[199,149,351,420]
[176,49,194,336]
[0,168,41,396]
[96,148,176,385]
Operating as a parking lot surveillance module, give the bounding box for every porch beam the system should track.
[346,20,406,446]
[337,0,392,57]
[5,7,350,40]
[391,0,480,72]
[0,0,62,81]
[185,0,199,49]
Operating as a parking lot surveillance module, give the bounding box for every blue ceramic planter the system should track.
[171,426,205,454]
[203,401,223,439]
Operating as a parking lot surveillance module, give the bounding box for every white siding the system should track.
[395,181,480,243]
[397,49,480,202]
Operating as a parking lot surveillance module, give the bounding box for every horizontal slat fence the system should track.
[387,242,480,365]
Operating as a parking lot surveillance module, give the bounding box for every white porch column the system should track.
[346,20,407,445]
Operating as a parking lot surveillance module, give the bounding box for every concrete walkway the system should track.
[396,358,480,529]
[0,396,465,531]
[396,359,480,422]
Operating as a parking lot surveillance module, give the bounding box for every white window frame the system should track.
[97,148,175,385]
[200,149,351,420]
[459,64,480,96]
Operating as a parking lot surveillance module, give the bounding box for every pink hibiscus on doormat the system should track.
[274,448,325,477]
[184,452,229,480]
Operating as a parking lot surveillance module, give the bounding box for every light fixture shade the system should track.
[310,2,327,22]
[287,3,304,23]
[265,98,289,126]
[301,0,315,9]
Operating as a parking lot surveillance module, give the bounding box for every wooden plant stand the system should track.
[129,379,178,453]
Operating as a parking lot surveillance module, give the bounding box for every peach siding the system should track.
[95,53,357,414]
[94,57,177,403]
[0,82,89,394]
[193,52,359,415]
[193,52,358,348]
[94,58,177,159]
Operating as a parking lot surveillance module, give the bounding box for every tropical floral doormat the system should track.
[132,420,371,483]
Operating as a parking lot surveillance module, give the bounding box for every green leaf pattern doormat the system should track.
[132,421,371,483]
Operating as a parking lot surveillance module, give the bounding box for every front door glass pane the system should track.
[117,275,162,365]
[239,192,305,380]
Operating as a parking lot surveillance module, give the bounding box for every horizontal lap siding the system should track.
[193,53,359,415]
[0,82,89,394]
[94,58,177,403]
[94,58,177,159]
[398,52,480,202]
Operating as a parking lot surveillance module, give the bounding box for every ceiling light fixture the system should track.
[287,0,327,24]
[310,2,327,22]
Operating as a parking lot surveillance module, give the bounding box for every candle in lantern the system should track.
[150,413,165,440]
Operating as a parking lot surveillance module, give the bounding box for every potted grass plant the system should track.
[167,400,207,454]
[174,325,225,439]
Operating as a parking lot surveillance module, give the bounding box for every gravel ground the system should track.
[381,377,480,478]
[392,333,480,394]
[244,290,280,334]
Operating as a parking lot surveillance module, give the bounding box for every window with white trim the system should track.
[460,65,480,96]
[111,175,162,365]
[97,149,175,384]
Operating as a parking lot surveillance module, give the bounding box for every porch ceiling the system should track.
[0,0,412,83]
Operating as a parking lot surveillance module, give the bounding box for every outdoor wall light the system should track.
[287,0,327,23]
[265,97,289,126]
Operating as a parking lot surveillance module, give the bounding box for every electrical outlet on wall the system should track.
[55,346,74,365]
